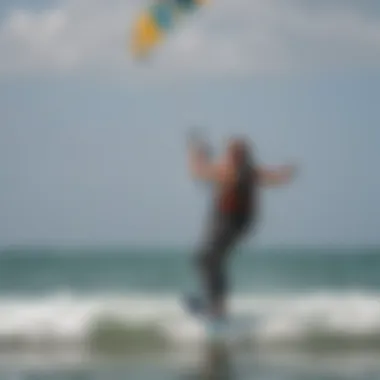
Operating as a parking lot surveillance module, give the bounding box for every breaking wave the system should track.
[1,291,380,352]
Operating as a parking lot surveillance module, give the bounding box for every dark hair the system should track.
[229,138,254,168]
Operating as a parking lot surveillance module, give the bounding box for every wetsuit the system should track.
[196,161,258,311]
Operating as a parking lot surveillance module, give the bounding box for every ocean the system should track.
[0,245,380,380]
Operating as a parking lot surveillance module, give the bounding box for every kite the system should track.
[130,0,207,59]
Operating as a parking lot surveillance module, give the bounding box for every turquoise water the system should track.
[0,246,379,379]
[1,246,380,294]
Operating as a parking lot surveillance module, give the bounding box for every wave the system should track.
[0,291,380,352]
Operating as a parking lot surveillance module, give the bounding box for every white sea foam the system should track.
[0,291,380,351]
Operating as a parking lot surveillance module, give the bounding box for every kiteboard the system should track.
[182,294,257,344]
[131,0,207,59]
[182,294,232,342]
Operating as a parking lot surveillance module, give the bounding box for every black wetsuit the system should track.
[196,162,258,309]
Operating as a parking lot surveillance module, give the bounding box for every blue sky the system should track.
[1,0,380,246]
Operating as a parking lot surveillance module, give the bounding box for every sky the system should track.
[1,0,380,247]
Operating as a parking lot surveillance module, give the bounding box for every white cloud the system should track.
[0,0,379,80]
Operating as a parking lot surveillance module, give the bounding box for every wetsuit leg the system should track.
[196,216,245,316]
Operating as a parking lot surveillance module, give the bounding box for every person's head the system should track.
[226,137,253,166]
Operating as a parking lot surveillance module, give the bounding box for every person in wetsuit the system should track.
[188,133,297,320]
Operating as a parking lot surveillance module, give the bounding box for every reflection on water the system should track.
[1,349,380,380]
[200,343,234,380]
[178,344,380,380]
[180,342,236,380]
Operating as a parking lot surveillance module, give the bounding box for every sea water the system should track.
[0,245,380,380]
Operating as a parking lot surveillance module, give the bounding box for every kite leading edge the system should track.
[130,0,207,60]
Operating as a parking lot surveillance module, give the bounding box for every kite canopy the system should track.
[130,0,207,59]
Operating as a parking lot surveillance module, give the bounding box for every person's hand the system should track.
[186,128,212,157]
[258,162,299,187]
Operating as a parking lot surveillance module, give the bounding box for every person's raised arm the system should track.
[256,164,297,187]
[187,133,235,184]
